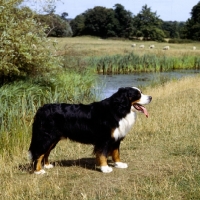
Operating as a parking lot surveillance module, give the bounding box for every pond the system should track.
[95,69,200,99]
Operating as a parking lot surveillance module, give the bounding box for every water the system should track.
[96,69,200,99]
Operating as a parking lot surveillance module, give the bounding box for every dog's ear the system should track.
[111,88,130,115]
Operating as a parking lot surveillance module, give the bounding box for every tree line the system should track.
[34,2,200,41]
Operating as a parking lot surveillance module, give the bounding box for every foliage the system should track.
[132,5,165,41]
[113,4,134,38]
[0,67,96,153]
[70,4,133,38]
[83,6,118,38]
[35,13,73,37]
[162,21,185,38]
[0,0,62,85]
[182,1,200,40]
[89,52,200,74]
[70,14,86,36]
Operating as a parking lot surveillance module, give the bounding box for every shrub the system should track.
[0,1,62,85]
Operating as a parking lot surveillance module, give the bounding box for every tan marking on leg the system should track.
[96,153,107,166]
[112,149,121,163]
[36,154,44,171]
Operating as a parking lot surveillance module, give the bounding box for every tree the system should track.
[133,5,165,41]
[182,1,200,40]
[162,21,185,38]
[61,12,68,20]
[70,4,133,38]
[70,6,118,38]
[70,14,86,36]
[113,4,134,38]
[0,0,62,85]
[35,13,73,37]
[83,6,117,38]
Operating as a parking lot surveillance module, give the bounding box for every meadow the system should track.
[0,37,200,199]
[54,37,200,74]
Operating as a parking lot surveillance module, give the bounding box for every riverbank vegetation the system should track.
[54,36,200,74]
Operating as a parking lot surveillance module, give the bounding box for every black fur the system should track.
[29,87,142,169]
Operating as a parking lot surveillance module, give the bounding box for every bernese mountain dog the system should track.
[29,87,152,174]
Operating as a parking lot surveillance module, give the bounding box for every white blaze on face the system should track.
[132,87,152,105]
[138,93,152,105]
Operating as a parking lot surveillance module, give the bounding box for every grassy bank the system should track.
[0,69,96,154]
[0,75,200,199]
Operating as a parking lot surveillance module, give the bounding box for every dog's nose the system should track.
[149,96,152,101]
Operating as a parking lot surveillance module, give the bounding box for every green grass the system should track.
[88,52,200,74]
[0,69,97,154]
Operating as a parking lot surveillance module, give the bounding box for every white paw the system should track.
[100,165,113,173]
[114,162,128,168]
[44,164,54,169]
[34,169,46,175]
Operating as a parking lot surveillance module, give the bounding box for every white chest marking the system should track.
[113,107,137,141]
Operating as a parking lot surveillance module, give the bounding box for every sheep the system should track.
[163,46,170,50]
[139,44,145,48]
[131,43,136,47]
[192,46,196,50]
[149,45,155,49]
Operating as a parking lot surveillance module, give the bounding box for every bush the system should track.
[0,1,62,85]
[35,14,73,37]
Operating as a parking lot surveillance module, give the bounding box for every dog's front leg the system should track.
[96,153,113,173]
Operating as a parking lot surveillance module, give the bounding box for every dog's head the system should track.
[112,87,152,117]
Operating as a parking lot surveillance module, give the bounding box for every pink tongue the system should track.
[140,106,149,118]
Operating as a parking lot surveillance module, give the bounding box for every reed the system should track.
[89,52,200,74]
[0,70,97,154]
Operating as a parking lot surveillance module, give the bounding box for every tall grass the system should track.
[0,70,97,154]
[89,52,200,74]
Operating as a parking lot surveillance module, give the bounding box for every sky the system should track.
[25,0,199,21]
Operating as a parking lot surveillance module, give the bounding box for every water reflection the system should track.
[96,69,200,99]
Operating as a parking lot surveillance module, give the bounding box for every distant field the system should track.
[52,36,200,57]
[51,36,200,74]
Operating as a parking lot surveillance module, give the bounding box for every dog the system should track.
[28,87,152,174]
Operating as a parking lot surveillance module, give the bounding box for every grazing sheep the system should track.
[192,46,196,50]
[149,45,155,49]
[139,44,145,48]
[131,43,136,47]
[163,46,170,50]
